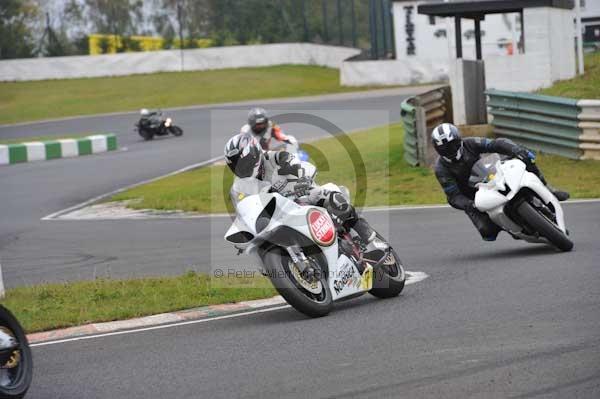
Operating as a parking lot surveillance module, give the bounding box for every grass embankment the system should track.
[0,65,388,125]
[111,123,600,213]
[539,51,600,99]
[1,272,276,333]
[0,133,96,145]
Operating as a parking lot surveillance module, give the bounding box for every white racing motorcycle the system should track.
[469,154,573,251]
[225,179,406,317]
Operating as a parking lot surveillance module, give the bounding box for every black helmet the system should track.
[248,108,269,135]
[432,123,463,162]
[224,133,264,179]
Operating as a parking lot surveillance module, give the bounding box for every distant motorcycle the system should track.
[0,306,32,399]
[469,154,573,251]
[135,109,183,141]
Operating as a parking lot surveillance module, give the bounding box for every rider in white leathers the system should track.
[224,133,376,243]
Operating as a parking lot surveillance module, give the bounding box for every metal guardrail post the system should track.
[401,101,419,166]
[577,99,600,160]
[401,86,453,167]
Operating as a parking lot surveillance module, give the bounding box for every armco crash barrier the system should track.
[400,86,453,167]
[486,90,600,160]
[0,134,117,166]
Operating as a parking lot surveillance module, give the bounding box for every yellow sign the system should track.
[360,265,373,291]
[88,34,213,55]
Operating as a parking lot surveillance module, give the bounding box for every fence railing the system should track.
[486,90,600,160]
[400,86,453,167]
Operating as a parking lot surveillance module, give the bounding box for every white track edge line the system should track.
[41,155,224,220]
[30,304,291,347]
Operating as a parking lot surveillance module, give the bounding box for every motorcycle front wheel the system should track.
[168,126,183,137]
[517,201,573,252]
[262,248,332,317]
[0,306,32,399]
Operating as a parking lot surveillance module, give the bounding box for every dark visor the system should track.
[438,139,461,158]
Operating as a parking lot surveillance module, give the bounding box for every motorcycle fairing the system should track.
[474,159,567,239]
[225,192,373,301]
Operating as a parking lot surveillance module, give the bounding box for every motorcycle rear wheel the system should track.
[262,248,332,317]
[0,306,32,399]
[517,201,573,252]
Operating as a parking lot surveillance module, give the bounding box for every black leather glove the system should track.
[293,176,313,197]
[513,147,536,165]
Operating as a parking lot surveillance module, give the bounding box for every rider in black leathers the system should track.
[432,123,569,241]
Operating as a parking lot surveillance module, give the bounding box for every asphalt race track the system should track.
[0,89,417,287]
[28,202,600,398]
[1,89,599,398]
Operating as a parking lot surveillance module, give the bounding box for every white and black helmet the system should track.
[224,133,264,179]
[140,108,150,116]
[432,123,463,162]
[248,108,269,135]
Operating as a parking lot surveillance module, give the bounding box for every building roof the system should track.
[417,0,574,18]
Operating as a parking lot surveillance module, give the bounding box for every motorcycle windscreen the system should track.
[468,154,502,188]
[230,177,271,206]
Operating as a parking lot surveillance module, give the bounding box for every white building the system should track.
[393,0,525,62]
[341,0,580,97]
[582,0,600,43]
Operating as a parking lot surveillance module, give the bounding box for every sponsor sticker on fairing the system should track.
[307,209,336,246]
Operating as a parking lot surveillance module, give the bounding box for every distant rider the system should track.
[224,133,376,243]
[241,108,298,151]
[139,108,161,128]
[432,123,569,241]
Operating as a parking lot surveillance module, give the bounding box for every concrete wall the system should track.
[340,58,447,86]
[0,43,361,82]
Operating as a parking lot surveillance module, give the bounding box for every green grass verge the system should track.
[0,133,95,145]
[111,123,600,213]
[0,272,276,333]
[539,51,600,99]
[0,65,393,125]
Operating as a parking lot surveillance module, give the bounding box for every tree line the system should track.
[1,0,395,60]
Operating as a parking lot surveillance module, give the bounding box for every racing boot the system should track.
[350,217,376,244]
[547,185,570,202]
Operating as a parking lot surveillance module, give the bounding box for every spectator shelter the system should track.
[418,0,576,124]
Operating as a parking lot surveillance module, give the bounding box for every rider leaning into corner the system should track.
[431,123,570,241]
[241,107,298,151]
[224,132,377,244]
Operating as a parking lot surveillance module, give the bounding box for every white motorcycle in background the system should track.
[225,179,406,317]
[469,154,573,251]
